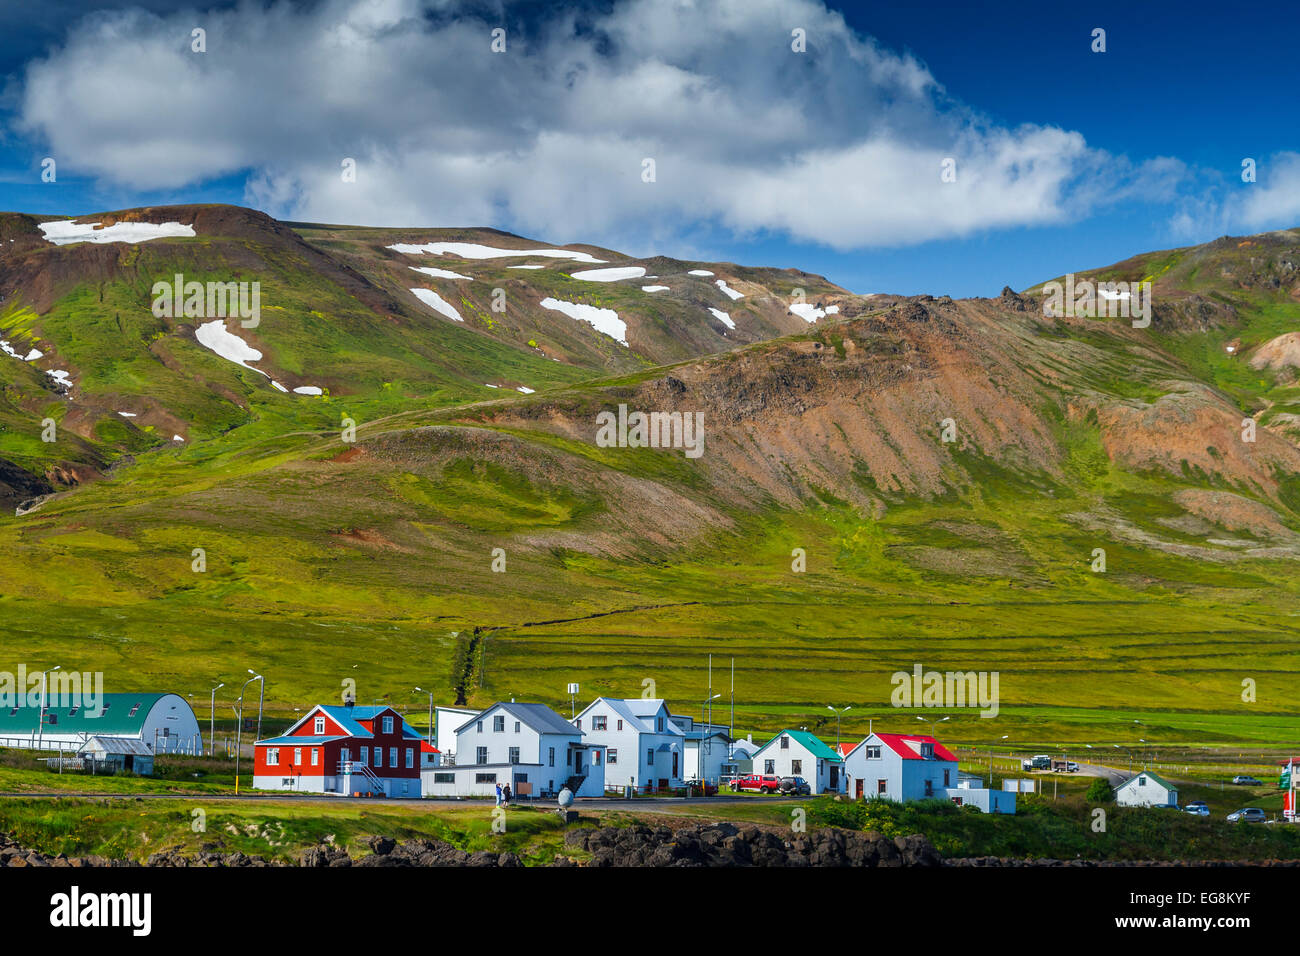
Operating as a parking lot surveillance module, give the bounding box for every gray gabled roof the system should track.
[79,735,153,756]
[456,702,580,737]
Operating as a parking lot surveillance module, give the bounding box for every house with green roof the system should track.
[0,693,202,755]
[750,728,843,794]
[1114,770,1178,808]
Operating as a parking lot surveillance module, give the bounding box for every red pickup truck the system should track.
[731,773,782,794]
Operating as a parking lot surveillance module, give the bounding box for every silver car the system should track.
[1226,807,1266,823]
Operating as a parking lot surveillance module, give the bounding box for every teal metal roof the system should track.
[0,693,172,736]
[757,729,843,763]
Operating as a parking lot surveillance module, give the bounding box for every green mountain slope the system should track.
[1,206,1299,747]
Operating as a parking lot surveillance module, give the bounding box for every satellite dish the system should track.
[557,787,574,808]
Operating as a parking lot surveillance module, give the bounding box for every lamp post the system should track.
[415,687,434,745]
[826,705,851,750]
[234,671,263,796]
[36,666,60,750]
[701,693,720,789]
[915,715,949,738]
[209,682,224,758]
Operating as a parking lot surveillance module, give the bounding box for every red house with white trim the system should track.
[252,703,436,797]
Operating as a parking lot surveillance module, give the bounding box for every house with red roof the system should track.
[841,731,1015,813]
[841,732,959,802]
[252,703,436,797]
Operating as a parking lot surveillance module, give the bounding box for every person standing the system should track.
[494,782,503,806]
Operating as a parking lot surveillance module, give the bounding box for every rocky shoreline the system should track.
[3,825,1294,868]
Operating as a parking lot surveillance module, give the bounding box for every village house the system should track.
[252,703,431,797]
[1114,770,1178,808]
[841,732,1015,813]
[572,697,687,792]
[423,701,606,799]
[750,729,843,794]
[841,732,957,801]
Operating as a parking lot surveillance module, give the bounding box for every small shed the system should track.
[78,736,155,775]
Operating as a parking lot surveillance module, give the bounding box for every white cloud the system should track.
[16,0,1174,250]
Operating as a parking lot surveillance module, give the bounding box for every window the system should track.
[373,748,383,768]
[567,749,573,767]
[267,748,280,766]
[314,717,325,734]
[341,747,351,764]
[514,721,520,733]
[866,745,881,760]
[764,759,775,774]
[389,747,397,766]
[608,748,618,765]
[877,779,887,794]
[508,747,520,764]
[792,759,802,775]
[128,703,141,717]
[920,742,934,758]
[575,719,581,730]
[656,717,664,732]
[477,746,488,765]
[1138,775,1146,787]
[593,749,602,765]
[548,747,555,767]
[68,707,78,717]
[46,714,57,725]
[434,772,454,784]
[780,735,789,750]
[493,715,505,732]
[647,749,655,766]
[924,780,934,796]
[593,716,607,731]
[475,773,497,784]
[382,716,394,734]
[405,748,414,769]
[359,746,369,765]
[943,769,950,786]
[477,720,483,732]
[616,719,623,731]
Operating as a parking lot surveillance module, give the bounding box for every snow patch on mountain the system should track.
[38,220,195,245]
[540,297,628,346]
[410,288,463,321]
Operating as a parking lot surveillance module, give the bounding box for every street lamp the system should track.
[826,705,851,750]
[35,666,60,750]
[415,686,434,745]
[915,715,949,737]
[234,671,263,796]
[209,682,224,758]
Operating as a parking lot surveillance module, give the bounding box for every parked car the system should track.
[778,775,811,796]
[1183,802,1209,816]
[1226,807,1266,823]
[731,773,782,794]
[1231,775,1262,786]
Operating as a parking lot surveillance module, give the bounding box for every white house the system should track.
[1114,771,1178,808]
[572,697,688,792]
[841,732,958,801]
[841,732,1014,813]
[422,701,606,799]
[750,729,843,794]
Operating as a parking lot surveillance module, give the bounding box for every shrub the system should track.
[1086,777,1114,802]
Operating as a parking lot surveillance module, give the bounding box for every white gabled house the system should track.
[421,702,605,799]
[750,729,843,794]
[1114,771,1178,808]
[841,732,957,802]
[841,732,1015,813]
[572,697,686,792]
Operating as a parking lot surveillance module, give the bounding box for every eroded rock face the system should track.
[560,823,941,868]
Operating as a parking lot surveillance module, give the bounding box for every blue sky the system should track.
[1,0,1297,296]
